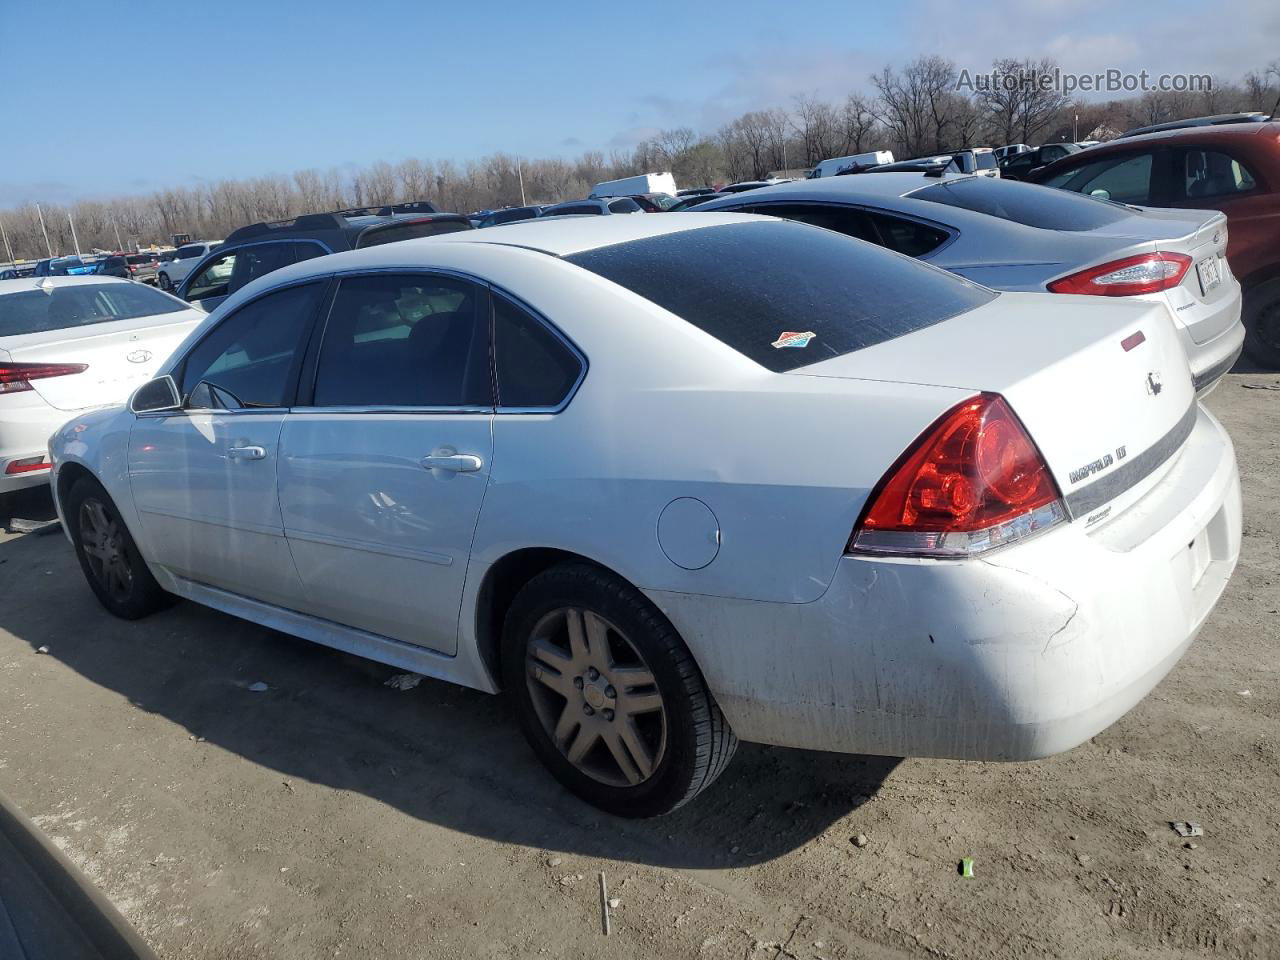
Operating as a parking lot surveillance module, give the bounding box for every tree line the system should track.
[2,55,1277,262]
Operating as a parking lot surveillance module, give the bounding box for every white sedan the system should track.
[1,276,205,494]
[48,214,1241,817]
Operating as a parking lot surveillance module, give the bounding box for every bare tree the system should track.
[840,94,879,154]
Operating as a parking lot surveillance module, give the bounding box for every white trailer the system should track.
[808,151,895,178]
[590,172,678,198]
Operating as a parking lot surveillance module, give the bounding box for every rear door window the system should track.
[493,294,582,408]
[913,176,1134,230]
[565,220,994,373]
[866,212,950,256]
[228,242,296,295]
[310,274,491,408]
[1180,150,1257,200]
[737,203,879,244]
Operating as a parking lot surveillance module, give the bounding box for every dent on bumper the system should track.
[648,407,1242,762]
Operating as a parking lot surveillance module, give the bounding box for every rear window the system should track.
[564,220,994,373]
[126,254,153,264]
[0,283,186,337]
[912,177,1132,231]
[357,219,472,248]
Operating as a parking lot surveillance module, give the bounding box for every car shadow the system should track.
[0,490,897,869]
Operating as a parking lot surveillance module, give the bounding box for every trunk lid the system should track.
[0,310,200,411]
[792,291,1195,520]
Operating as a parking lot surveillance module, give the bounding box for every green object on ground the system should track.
[960,857,975,877]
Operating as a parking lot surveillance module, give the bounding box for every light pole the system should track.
[67,211,82,258]
[36,203,53,257]
[0,215,15,266]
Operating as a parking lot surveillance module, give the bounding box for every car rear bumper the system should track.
[0,402,66,493]
[647,403,1241,761]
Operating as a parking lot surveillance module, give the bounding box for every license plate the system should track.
[1196,256,1221,295]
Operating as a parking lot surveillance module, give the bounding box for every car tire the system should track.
[158,273,172,292]
[65,476,170,620]
[1243,278,1280,370]
[501,562,737,817]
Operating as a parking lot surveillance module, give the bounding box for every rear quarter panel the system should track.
[447,244,972,605]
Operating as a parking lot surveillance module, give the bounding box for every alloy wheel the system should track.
[78,498,133,604]
[524,607,667,788]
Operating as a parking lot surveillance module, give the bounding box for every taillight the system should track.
[848,393,1066,557]
[1047,252,1191,297]
[5,456,49,475]
[0,362,89,394]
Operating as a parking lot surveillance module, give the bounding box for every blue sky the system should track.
[2,0,1275,204]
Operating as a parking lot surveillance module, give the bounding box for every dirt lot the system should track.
[1,370,1277,960]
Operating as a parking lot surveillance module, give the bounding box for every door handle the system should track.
[226,445,267,461]
[420,453,483,473]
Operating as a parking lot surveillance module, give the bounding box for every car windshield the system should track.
[565,220,994,373]
[0,283,186,337]
[911,176,1133,231]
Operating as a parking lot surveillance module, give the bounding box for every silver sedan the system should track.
[696,173,1243,395]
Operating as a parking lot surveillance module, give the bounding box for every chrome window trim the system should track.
[288,405,493,416]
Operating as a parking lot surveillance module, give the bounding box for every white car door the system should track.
[276,273,495,656]
[128,280,327,608]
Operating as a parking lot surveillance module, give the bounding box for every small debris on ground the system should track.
[1171,821,1204,838]
[1241,382,1280,390]
[34,645,50,655]
[960,857,975,877]
[598,871,612,936]
[385,672,424,691]
[547,856,563,867]
[248,681,269,693]
[1238,690,1252,696]
[1184,841,1198,850]
[608,897,621,909]
[282,780,295,794]
[851,834,869,848]
[1077,853,1092,865]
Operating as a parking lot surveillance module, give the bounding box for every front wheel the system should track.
[501,563,737,817]
[1243,278,1280,369]
[157,273,172,292]
[66,476,170,620]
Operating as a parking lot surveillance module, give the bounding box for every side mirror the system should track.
[130,375,181,414]
[1089,188,1112,201]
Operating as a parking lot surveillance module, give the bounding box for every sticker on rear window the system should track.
[771,330,816,349]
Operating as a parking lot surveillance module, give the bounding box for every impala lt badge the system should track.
[1146,371,1163,396]
[127,349,153,364]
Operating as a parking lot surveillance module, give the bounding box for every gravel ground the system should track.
[1,369,1277,960]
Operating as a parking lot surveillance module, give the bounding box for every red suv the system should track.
[1029,123,1280,367]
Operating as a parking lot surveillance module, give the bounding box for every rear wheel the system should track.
[66,476,170,620]
[1243,278,1280,369]
[502,563,736,817]
[157,273,172,292]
